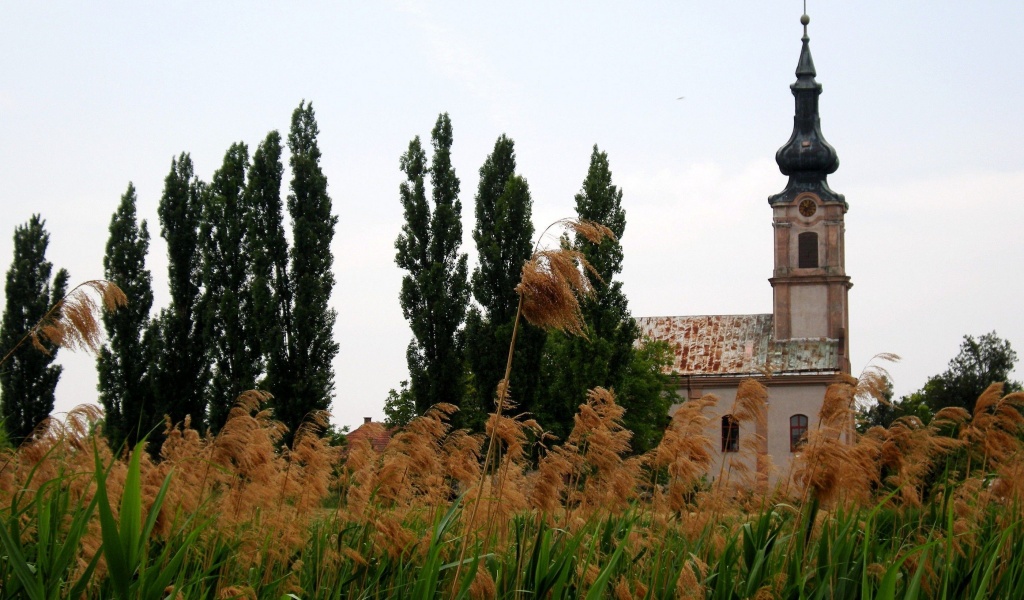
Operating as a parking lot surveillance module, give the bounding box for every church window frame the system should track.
[722,415,739,453]
[798,232,818,268]
[790,414,809,452]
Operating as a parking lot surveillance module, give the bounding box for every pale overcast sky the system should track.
[1,2,1022,430]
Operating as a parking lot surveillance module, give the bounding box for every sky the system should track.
[1,2,1023,431]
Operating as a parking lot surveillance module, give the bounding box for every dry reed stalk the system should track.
[791,375,860,505]
[469,564,496,600]
[546,388,642,525]
[337,427,383,519]
[441,428,484,490]
[376,403,457,512]
[529,432,575,516]
[675,556,708,600]
[0,280,126,366]
[483,396,542,527]
[648,394,717,514]
[715,380,769,501]
[279,410,338,516]
[879,415,960,508]
[959,383,1024,478]
[453,218,613,595]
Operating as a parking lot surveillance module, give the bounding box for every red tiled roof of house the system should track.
[345,421,392,453]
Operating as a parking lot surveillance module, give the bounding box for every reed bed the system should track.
[1,379,1023,599]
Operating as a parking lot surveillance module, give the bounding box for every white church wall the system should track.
[668,380,829,487]
[789,285,829,338]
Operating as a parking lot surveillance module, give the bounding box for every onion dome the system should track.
[769,14,846,208]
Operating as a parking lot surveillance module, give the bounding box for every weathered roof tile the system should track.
[636,314,839,375]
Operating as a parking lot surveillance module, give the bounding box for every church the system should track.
[637,14,851,480]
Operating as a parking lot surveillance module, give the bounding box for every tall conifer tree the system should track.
[155,154,209,433]
[278,101,338,438]
[97,184,155,449]
[465,135,543,426]
[395,113,470,422]
[0,215,69,443]
[202,143,259,431]
[538,146,669,451]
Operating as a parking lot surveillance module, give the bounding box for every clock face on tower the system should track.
[798,198,817,217]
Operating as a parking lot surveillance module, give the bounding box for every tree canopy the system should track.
[0,215,69,443]
[465,135,544,428]
[97,184,155,450]
[908,332,1020,417]
[395,113,470,425]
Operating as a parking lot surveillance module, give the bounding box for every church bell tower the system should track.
[768,13,851,372]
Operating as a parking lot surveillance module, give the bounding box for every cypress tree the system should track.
[538,146,670,451]
[0,215,70,443]
[279,101,338,438]
[154,154,210,433]
[464,135,544,427]
[395,113,470,422]
[201,142,259,431]
[97,184,155,450]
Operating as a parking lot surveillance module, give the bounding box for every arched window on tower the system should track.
[790,414,809,451]
[722,415,739,453]
[798,232,818,268]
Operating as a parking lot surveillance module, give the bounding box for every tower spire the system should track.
[768,12,845,208]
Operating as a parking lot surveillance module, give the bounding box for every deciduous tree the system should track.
[465,135,544,428]
[538,146,670,452]
[245,131,291,401]
[395,113,470,423]
[906,332,1020,417]
[0,215,69,443]
[97,184,155,449]
[277,101,339,439]
[202,142,259,431]
[154,154,210,433]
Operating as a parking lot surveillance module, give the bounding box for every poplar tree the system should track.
[395,113,470,422]
[0,215,69,443]
[278,101,338,438]
[245,131,291,401]
[97,184,155,449]
[539,146,670,452]
[464,135,544,426]
[202,142,258,431]
[154,154,209,433]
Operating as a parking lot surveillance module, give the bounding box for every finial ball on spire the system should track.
[800,14,810,26]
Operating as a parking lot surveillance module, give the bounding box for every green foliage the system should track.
[154,153,210,435]
[0,464,101,600]
[245,131,291,405]
[201,142,261,432]
[537,147,668,452]
[0,215,69,444]
[858,378,932,431]
[395,113,470,424]
[905,331,1020,417]
[277,101,340,441]
[465,135,544,429]
[97,184,156,451]
[93,442,202,599]
[384,379,416,428]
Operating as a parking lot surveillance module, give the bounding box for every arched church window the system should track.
[798,232,818,268]
[790,414,809,452]
[722,415,739,453]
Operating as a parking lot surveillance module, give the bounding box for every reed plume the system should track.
[28,280,126,356]
[649,394,717,513]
